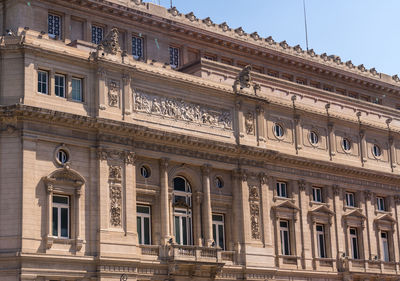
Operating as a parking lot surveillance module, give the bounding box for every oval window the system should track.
[373,144,381,157]
[342,138,351,151]
[274,123,284,138]
[310,131,319,145]
[215,177,224,188]
[140,166,150,178]
[57,149,69,164]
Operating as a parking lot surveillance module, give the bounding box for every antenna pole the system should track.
[303,0,309,51]
[170,0,172,8]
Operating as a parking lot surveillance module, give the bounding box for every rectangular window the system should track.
[276,182,287,198]
[316,224,326,258]
[52,195,69,238]
[132,36,144,59]
[345,192,355,207]
[137,205,151,245]
[54,74,65,98]
[174,208,192,245]
[280,220,290,255]
[212,214,225,250]
[169,46,180,68]
[38,70,48,94]
[71,78,83,102]
[91,25,104,44]
[381,231,390,262]
[377,197,386,211]
[312,187,322,203]
[48,13,61,39]
[349,227,359,259]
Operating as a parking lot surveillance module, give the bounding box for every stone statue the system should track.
[233,65,261,95]
[98,28,121,55]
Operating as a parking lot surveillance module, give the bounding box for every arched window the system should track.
[173,177,192,245]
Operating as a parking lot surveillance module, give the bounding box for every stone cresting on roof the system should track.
[134,2,400,83]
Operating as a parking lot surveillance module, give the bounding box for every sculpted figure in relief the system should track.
[133,90,232,130]
[245,112,255,135]
[108,80,120,107]
[98,28,121,55]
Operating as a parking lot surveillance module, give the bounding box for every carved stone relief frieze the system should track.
[109,165,122,227]
[245,112,255,135]
[249,185,261,240]
[133,90,232,130]
[108,80,120,107]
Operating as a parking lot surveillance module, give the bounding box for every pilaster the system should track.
[256,104,266,146]
[201,165,213,247]
[160,158,171,245]
[297,180,312,269]
[364,190,375,260]
[122,74,132,118]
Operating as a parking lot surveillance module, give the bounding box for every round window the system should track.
[273,123,284,138]
[342,138,351,151]
[310,131,319,145]
[140,166,151,178]
[215,177,224,188]
[373,144,381,157]
[57,149,69,164]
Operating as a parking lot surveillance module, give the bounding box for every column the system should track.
[256,104,265,146]
[97,68,106,111]
[194,192,202,246]
[389,136,396,170]
[46,184,53,244]
[235,99,244,141]
[122,74,132,119]
[364,191,375,260]
[294,114,302,153]
[125,152,137,242]
[202,165,213,247]
[260,174,272,246]
[328,122,336,160]
[333,185,344,257]
[160,158,170,245]
[359,129,367,166]
[231,169,246,263]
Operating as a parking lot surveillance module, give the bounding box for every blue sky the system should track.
[147,0,399,76]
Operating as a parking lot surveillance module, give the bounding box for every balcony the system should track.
[140,244,236,264]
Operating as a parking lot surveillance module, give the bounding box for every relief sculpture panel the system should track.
[249,185,261,240]
[133,90,232,130]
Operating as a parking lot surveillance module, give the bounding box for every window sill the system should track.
[46,235,84,251]
[375,210,392,216]
[309,201,329,208]
[273,196,295,203]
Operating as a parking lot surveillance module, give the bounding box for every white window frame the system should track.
[381,231,390,262]
[316,224,326,258]
[349,227,359,259]
[280,220,291,255]
[38,70,49,94]
[212,214,225,249]
[373,144,382,157]
[273,123,284,138]
[48,13,62,39]
[312,187,322,203]
[54,74,66,98]
[345,192,355,207]
[342,138,351,151]
[137,205,151,245]
[377,196,386,211]
[310,131,319,145]
[132,35,144,59]
[173,177,193,245]
[169,46,180,68]
[52,195,70,239]
[71,77,83,102]
[276,181,288,198]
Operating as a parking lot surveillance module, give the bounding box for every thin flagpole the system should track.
[303,0,309,51]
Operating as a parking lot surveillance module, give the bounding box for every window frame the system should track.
[316,224,326,258]
[276,181,288,198]
[345,192,355,207]
[173,177,193,245]
[309,131,319,145]
[273,123,284,138]
[342,138,351,152]
[71,77,83,102]
[48,13,62,39]
[373,144,382,158]
[376,196,386,211]
[349,227,359,260]
[38,70,49,95]
[312,187,323,203]
[91,24,104,45]
[137,205,152,245]
[381,231,390,262]
[169,46,180,68]
[54,73,66,98]
[280,220,291,256]
[132,34,144,60]
[212,213,225,249]
[52,194,70,239]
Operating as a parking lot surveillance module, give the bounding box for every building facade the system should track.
[1,0,400,280]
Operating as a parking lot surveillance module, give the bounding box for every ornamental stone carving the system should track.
[249,185,261,240]
[98,28,121,55]
[245,112,255,135]
[108,80,120,107]
[97,148,135,164]
[109,165,122,181]
[233,65,261,95]
[133,90,232,130]
[110,183,122,227]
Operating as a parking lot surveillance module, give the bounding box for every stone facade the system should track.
[1,0,400,280]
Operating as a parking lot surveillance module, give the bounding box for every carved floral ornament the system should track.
[249,185,261,240]
[97,148,136,165]
[133,90,232,130]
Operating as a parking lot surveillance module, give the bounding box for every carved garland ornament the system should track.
[249,185,261,240]
[109,165,122,227]
[133,90,232,130]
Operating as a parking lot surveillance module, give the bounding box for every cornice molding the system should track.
[2,104,400,191]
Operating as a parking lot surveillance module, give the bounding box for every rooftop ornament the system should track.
[357,64,366,72]
[345,60,355,68]
[235,27,245,36]
[279,40,289,49]
[202,17,214,27]
[293,45,303,53]
[219,22,230,32]
[307,49,316,57]
[185,12,197,22]
[250,32,260,41]
[393,75,400,82]
[168,7,180,17]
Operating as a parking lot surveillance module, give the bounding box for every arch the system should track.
[43,166,86,188]
[168,164,201,192]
